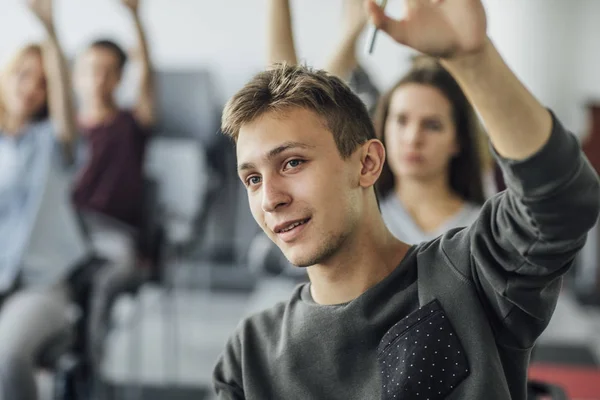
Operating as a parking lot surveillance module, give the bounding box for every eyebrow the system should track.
[238,141,315,172]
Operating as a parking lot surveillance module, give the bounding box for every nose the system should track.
[19,79,38,98]
[402,123,424,146]
[261,176,291,213]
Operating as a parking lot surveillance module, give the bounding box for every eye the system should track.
[395,115,407,125]
[284,159,305,170]
[246,175,261,187]
[423,119,443,131]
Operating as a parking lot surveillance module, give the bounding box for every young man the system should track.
[212,1,600,399]
[70,0,155,369]
[72,0,154,229]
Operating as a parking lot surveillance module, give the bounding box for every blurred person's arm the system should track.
[122,0,155,128]
[28,0,77,163]
[325,0,367,80]
[267,0,298,65]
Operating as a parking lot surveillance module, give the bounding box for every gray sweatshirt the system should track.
[213,113,600,400]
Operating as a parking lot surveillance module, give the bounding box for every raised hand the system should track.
[366,0,487,58]
[121,0,139,14]
[342,0,369,36]
[27,0,54,31]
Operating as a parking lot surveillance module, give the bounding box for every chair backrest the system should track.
[186,132,262,264]
[152,69,222,144]
[142,69,263,267]
[145,137,210,246]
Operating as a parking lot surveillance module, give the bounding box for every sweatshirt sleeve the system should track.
[442,111,600,349]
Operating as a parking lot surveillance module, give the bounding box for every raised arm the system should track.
[121,0,155,128]
[368,0,600,348]
[28,0,77,162]
[367,0,551,161]
[267,0,298,65]
[325,0,368,80]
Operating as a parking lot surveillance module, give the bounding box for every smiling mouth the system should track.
[276,218,311,234]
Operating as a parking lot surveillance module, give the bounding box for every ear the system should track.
[358,139,386,188]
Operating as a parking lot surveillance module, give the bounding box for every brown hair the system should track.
[89,39,128,72]
[0,43,48,127]
[222,63,376,159]
[373,56,486,204]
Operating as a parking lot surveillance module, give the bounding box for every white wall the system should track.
[0,0,596,133]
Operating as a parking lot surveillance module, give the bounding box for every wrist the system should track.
[128,8,140,19]
[44,23,57,37]
[441,37,494,71]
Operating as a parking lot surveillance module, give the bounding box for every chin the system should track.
[282,250,309,268]
[282,245,318,268]
[284,241,339,268]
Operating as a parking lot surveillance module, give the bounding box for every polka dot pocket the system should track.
[377,299,470,400]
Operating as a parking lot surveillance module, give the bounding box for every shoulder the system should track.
[413,227,473,282]
[27,119,55,139]
[462,202,483,224]
[238,295,293,337]
[23,119,57,152]
[230,284,304,346]
[120,109,153,135]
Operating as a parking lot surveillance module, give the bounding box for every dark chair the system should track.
[51,176,166,400]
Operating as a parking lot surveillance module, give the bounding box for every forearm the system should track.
[42,28,77,160]
[325,31,361,80]
[131,12,155,126]
[442,39,552,161]
[267,0,298,65]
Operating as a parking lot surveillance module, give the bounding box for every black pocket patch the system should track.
[377,300,470,400]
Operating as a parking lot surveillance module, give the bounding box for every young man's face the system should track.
[74,47,122,104]
[237,108,364,268]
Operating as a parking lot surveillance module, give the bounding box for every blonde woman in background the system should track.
[0,0,83,399]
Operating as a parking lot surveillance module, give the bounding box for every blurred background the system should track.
[2,0,600,399]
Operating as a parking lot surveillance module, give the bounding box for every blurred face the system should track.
[384,83,459,182]
[1,52,47,121]
[74,47,122,102]
[237,108,363,267]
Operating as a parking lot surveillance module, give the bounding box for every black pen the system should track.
[365,0,388,54]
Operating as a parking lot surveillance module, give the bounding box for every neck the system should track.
[79,98,119,125]
[1,115,28,136]
[307,201,410,305]
[394,175,465,234]
[396,175,458,211]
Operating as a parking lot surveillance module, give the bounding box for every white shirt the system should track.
[380,193,482,244]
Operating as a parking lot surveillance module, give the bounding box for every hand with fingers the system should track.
[366,0,487,58]
[27,0,54,31]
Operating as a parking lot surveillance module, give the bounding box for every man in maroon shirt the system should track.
[71,0,155,370]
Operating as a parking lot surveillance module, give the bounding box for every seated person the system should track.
[0,0,86,399]
[372,56,484,243]
[70,0,154,369]
[212,1,600,399]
